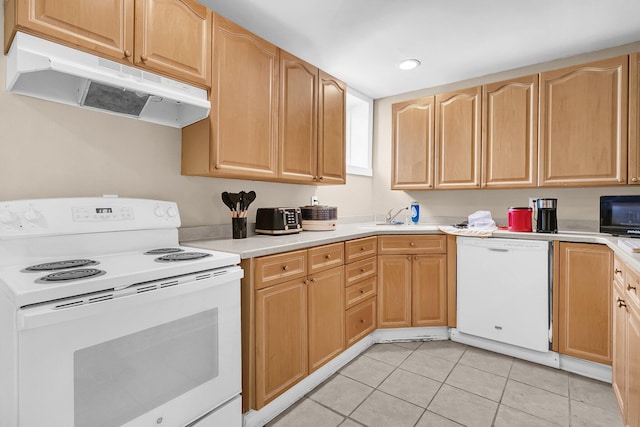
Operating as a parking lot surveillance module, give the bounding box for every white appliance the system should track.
[6,32,210,128]
[0,197,242,427]
[456,237,551,353]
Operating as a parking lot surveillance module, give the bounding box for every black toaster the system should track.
[255,208,303,235]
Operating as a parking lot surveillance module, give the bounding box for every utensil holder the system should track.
[232,217,247,239]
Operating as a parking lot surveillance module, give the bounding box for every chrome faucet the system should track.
[385,206,408,224]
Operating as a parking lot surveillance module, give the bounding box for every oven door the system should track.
[16,266,242,427]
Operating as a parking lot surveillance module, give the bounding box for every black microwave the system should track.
[600,195,640,237]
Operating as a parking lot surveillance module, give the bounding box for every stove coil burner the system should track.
[155,252,212,263]
[37,268,106,283]
[24,259,99,272]
[144,248,185,255]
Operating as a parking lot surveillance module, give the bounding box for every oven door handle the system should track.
[17,266,242,330]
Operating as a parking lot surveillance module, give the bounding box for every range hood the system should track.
[5,32,210,128]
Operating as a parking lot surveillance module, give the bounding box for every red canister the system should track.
[507,207,533,232]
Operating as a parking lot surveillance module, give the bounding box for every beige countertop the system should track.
[181,222,640,272]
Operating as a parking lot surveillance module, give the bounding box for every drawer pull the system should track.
[628,284,637,292]
[325,254,332,259]
[360,268,365,273]
[360,319,365,323]
[282,265,289,271]
[617,297,627,308]
[360,247,365,251]
[360,289,365,294]
[410,242,415,246]
[615,269,623,274]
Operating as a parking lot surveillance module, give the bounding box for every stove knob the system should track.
[154,206,165,217]
[167,206,177,217]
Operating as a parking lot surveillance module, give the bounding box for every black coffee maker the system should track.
[535,198,558,233]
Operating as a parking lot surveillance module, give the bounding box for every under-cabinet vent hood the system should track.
[5,32,210,128]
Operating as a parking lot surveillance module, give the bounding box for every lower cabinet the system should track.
[612,256,640,427]
[557,242,613,364]
[344,236,378,347]
[377,235,447,328]
[252,243,345,409]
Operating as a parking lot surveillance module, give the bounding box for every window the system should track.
[346,88,373,176]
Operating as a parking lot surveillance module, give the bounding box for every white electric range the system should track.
[0,197,242,427]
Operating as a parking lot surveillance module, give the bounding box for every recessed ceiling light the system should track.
[398,59,421,70]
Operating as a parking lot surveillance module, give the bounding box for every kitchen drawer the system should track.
[345,276,377,309]
[255,250,307,290]
[378,235,446,255]
[626,265,640,308]
[308,242,344,275]
[614,255,625,287]
[345,256,377,287]
[345,296,376,347]
[345,236,377,263]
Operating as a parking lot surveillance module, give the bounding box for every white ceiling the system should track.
[199,0,640,99]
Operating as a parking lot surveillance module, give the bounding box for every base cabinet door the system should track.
[628,304,640,427]
[308,266,345,372]
[255,278,307,409]
[412,255,447,326]
[613,284,627,416]
[558,242,613,364]
[377,255,412,328]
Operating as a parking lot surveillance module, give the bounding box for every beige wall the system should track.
[372,41,640,225]
[1,6,638,229]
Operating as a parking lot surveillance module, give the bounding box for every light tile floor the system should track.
[267,341,623,427]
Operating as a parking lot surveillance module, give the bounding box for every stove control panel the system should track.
[0,197,181,238]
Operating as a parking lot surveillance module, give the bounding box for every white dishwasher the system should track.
[456,237,551,353]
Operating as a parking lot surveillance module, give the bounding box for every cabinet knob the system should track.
[310,277,316,282]
[318,176,323,181]
[124,49,132,58]
[360,289,365,294]
[407,256,411,261]
[409,242,415,246]
[627,284,637,292]
[617,297,627,308]
[360,319,365,323]
[282,265,289,271]
[303,279,308,285]
[360,268,365,273]
[632,177,638,182]
[140,54,148,62]
[360,247,365,251]
[325,254,332,259]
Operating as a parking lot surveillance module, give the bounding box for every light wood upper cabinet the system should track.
[182,15,279,179]
[630,53,640,184]
[5,0,134,60]
[317,70,347,185]
[278,51,318,183]
[558,242,613,365]
[482,75,538,188]
[391,97,435,190]
[435,87,482,189]
[134,0,211,87]
[5,0,211,87]
[540,56,628,186]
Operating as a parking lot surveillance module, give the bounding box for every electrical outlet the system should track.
[311,196,319,206]
[529,197,537,209]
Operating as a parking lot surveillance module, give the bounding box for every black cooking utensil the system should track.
[228,192,241,216]
[239,191,246,214]
[244,191,256,209]
[221,192,235,213]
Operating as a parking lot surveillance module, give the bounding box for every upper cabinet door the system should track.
[9,0,134,60]
[482,75,538,188]
[209,14,279,180]
[317,71,347,185]
[278,51,319,183]
[630,53,640,184]
[391,97,435,190]
[134,0,212,87]
[540,56,628,186]
[435,87,482,189]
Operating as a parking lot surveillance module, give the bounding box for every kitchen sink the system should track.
[358,223,439,231]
